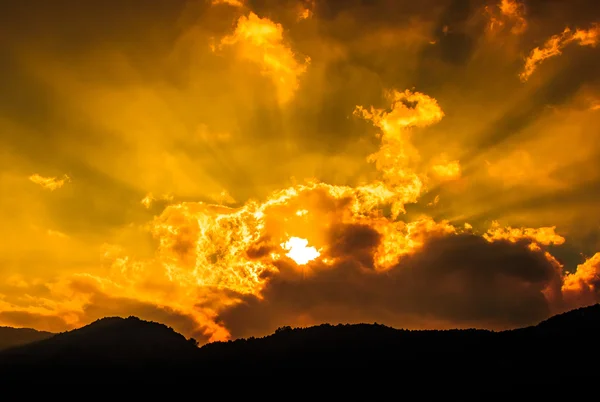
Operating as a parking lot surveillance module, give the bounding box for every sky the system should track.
[0,0,599,343]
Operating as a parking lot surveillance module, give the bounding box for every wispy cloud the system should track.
[28,174,70,191]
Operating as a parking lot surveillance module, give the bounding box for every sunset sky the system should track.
[1,0,599,343]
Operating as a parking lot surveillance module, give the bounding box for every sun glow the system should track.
[280,237,320,265]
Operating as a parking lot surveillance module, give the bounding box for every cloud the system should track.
[141,193,174,209]
[562,252,600,309]
[354,89,445,217]
[296,0,315,21]
[211,0,244,7]
[483,221,566,246]
[28,174,70,191]
[486,0,527,35]
[217,12,310,104]
[46,229,69,239]
[520,23,600,81]
[208,189,237,205]
[218,229,563,338]
[431,158,461,181]
[428,194,440,207]
[195,123,231,143]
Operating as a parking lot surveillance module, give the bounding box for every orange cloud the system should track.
[431,158,461,181]
[370,217,457,270]
[28,174,70,191]
[297,8,312,21]
[562,253,600,308]
[141,193,174,209]
[354,89,445,217]
[428,195,440,207]
[208,189,236,205]
[296,0,315,21]
[46,229,69,239]
[484,221,566,246]
[211,0,244,7]
[520,23,600,82]
[218,12,310,104]
[486,0,527,35]
[195,123,231,143]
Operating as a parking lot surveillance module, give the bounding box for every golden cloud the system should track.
[296,0,315,21]
[562,253,600,308]
[208,189,237,205]
[28,174,70,191]
[211,0,244,7]
[489,0,527,34]
[217,12,310,104]
[484,221,566,246]
[431,157,461,181]
[520,23,600,82]
[141,193,174,209]
[354,89,445,217]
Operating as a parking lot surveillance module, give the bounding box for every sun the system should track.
[280,237,320,265]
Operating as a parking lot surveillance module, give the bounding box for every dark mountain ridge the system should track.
[1,316,198,365]
[0,304,599,386]
[530,303,600,331]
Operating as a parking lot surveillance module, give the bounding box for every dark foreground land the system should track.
[0,304,598,389]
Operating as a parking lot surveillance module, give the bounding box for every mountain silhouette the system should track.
[0,316,200,382]
[1,316,198,361]
[531,303,600,332]
[1,305,599,387]
[0,327,54,351]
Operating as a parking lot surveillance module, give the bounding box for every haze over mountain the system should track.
[0,327,54,351]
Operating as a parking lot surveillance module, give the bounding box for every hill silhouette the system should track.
[0,327,54,351]
[0,316,200,382]
[1,305,599,387]
[531,303,600,332]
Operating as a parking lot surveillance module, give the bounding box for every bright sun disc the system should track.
[280,237,320,265]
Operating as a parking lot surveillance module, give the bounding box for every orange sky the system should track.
[0,0,599,343]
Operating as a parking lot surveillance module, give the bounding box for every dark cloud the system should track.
[429,0,476,65]
[246,236,276,259]
[0,0,189,55]
[328,223,381,269]
[218,232,560,338]
[525,0,600,31]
